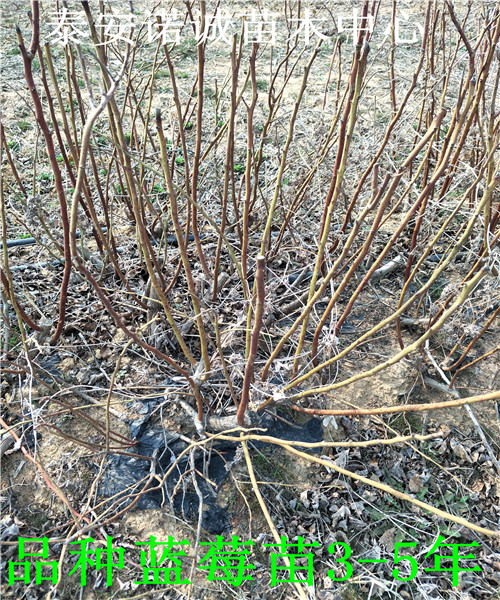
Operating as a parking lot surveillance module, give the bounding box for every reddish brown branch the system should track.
[0,270,42,332]
[16,18,71,345]
[237,256,266,426]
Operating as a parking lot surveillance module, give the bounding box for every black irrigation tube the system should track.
[2,237,38,249]
[2,231,197,272]
[0,230,195,250]
[6,230,450,283]
[3,230,313,285]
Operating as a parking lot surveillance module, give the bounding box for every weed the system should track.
[439,124,449,139]
[176,37,197,58]
[256,79,268,91]
[7,141,19,151]
[251,447,292,484]
[234,164,244,174]
[175,155,185,166]
[8,323,22,349]
[376,110,391,124]
[204,86,215,99]
[430,283,444,301]
[9,333,19,349]
[388,412,423,435]
[17,121,31,132]
[154,69,170,80]
[37,173,52,181]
